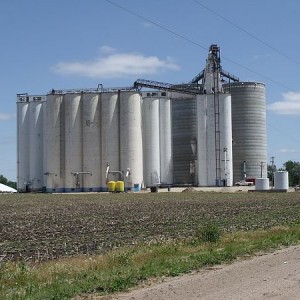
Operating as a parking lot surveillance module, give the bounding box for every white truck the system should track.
[235,180,254,186]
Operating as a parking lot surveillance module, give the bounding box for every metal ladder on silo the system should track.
[213,75,221,186]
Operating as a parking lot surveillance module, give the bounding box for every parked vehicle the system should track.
[235,180,254,186]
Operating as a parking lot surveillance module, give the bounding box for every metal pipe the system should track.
[71,172,92,189]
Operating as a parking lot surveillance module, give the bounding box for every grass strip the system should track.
[1,224,300,300]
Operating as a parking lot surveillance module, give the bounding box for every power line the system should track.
[103,0,294,91]
[105,0,299,151]
[267,121,300,144]
[192,0,300,66]
[103,0,207,51]
[222,56,294,91]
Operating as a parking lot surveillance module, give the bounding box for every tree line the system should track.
[0,175,17,189]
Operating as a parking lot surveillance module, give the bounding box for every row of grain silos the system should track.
[17,81,267,192]
[17,91,173,192]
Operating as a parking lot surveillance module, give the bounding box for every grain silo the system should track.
[29,98,44,191]
[82,93,101,192]
[120,91,143,191]
[17,95,30,192]
[64,93,83,192]
[101,92,120,190]
[43,93,64,192]
[142,94,161,187]
[172,94,198,185]
[223,82,267,183]
[159,96,173,185]
[196,45,233,186]
[197,93,233,186]
[17,95,45,192]
[142,92,173,187]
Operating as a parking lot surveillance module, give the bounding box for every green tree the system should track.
[0,175,17,189]
[283,160,300,186]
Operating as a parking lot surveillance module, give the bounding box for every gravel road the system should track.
[106,245,300,300]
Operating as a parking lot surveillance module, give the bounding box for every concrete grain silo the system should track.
[223,82,267,183]
[142,92,173,187]
[17,95,45,192]
[197,93,233,186]
[17,95,30,192]
[142,94,160,187]
[64,93,83,192]
[82,93,101,192]
[120,91,143,191]
[101,92,120,190]
[159,96,173,185]
[29,99,44,191]
[43,93,64,192]
[196,45,233,186]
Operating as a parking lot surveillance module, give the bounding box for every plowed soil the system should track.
[0,192,300,262]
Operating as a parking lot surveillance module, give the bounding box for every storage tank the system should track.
[197,93,233,186]
[142,96,160,187]
[43,94,64,192]
[120,91,143,191]
[172,95,197,185]
[29,99,44,191]
[274,171,289,191]
[255,178,269,191]
[115,180,125,192]
[159,96,173,185]
[17,96,30,192]
[82,93,101,192]
[223,82,267,183]
[107,181,116,192]
[101,92,120,190]
[64,93,82,192]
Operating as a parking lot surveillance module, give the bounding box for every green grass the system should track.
[1,224,300,300]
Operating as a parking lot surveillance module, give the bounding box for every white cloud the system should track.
[252,53,272,61]
[141,22,152,28]
[99,45,116,55]
[278,148,298,154]
[0,113,15,121]
[52,48,180,79]
[267,92,300,115]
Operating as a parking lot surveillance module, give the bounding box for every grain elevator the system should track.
[17,45,267,192]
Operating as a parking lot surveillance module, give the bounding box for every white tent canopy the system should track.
[0,183,17,193]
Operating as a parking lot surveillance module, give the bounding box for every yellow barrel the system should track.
[115,181,125,192]
[107,181,116,192]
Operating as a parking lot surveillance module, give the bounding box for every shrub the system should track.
[197,223,221,243]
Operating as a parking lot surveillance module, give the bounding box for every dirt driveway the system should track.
[104,245,300,300]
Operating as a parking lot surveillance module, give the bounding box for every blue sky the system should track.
[1,0,299,181]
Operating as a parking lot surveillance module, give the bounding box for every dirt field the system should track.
[107,245,300,300]
[1,191,300,262]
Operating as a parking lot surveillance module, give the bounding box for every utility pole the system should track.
[270,156,275,187]
[260,161,265,178]
[270,156,275,167]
